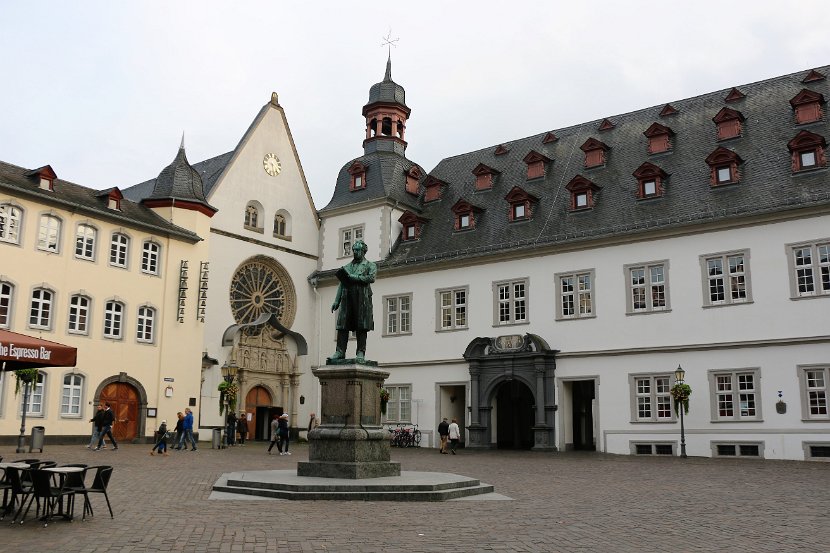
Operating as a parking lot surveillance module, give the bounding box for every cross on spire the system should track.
[380,28,399,57]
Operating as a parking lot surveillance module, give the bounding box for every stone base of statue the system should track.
[297,364,400,479]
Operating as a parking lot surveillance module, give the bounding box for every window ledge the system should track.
[710,419,764,423]
[626,308,672,316]
[244,225,265,235]
[790,293,830,301]
[801,418,830,422]
[702,300,754,309]
[636,195,664,202]
[716,134,743,142]
[436,327,469,333]
[381,332,413,338]
[555,314,597,322]
[273,233,292,241]
[493,321,530,328]
[629,420,677,424]
[792,166,828,177]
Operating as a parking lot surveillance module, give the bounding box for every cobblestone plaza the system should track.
[1,443,827,552]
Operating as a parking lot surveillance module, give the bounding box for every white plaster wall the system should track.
[319,207,386,271]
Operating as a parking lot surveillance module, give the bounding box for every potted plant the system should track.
[218,381,239,415]
[14,368,39,395]
[379,387,390,415]
[670,382,692,415]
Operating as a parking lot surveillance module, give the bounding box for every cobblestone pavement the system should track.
[1,442,828,552]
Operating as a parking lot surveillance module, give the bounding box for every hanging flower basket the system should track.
[670,383,692,415]
[14,368,39,396]
[379,387,390,415]
[218,381,239,415]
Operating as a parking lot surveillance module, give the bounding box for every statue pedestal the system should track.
[297,364,400,479]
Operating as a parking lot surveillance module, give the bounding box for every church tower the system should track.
[362,55,411,156]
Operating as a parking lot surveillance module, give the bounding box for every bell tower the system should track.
[362,55,411,156]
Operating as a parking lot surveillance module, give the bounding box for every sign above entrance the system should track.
[492,335,525,353]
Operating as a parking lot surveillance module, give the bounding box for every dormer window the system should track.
[788,130,827,172]
[405,166,422,195]
[494,144,510,156]
[424,176,447,202]
[632,162,668,199]
[451,199,481,231]
[99,188,124,211]
[790,89,825,125]
[643,123,674,154]
[398,210,427,241]
[580,138,609,168]
[472,163,499,191]
[504,186,537,222]
[523,151,551,180]
[348,160,367,191]
[565,175,600,211]
[26,165,57,192]
[705,147,743,186]
[713,107,745,140]
[108,198,120,210]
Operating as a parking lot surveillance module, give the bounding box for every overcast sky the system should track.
[1,1,826,208]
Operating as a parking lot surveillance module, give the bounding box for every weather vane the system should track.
[381,28,399,56]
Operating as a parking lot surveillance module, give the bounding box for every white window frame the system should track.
[37,214,61,253]
[708,368,762,422]
[103,300,124,339]
[136,305,156,343]
[787,240,830,299]
[0,203,22,244]
[74,223,97,261]
[493,278,528,326]
[436,286,468,331]
[60,373,84,417]
[798,365,829,421]
[29,288,54,330]
[555,270,595,320]
[383,294,412,337]
[21,371,46,417]
[382,384,411,424]
[700,250,751,307]
[629,374,675,422]
[109,232,130,268]
[625,261,670,314]
[67,294,91,335]
[339,225,364,258]
[0,281,13,328]
[141,240,161,275]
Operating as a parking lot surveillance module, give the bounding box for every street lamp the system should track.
[674,364,687,459]
[16,372,35,453]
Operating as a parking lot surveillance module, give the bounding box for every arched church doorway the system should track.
[246,385,278,441]
[99,382,139,442]
[494,380,535,449]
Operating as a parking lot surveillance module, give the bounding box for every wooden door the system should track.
[245,386,272,441]
[100,382,140,442]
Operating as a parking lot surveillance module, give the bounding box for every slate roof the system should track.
[378,65,830,268]
[124,150,233,203]
[0,161,202,242]
[367,56,407,108]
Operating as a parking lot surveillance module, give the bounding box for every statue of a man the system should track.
[330,240,376,363]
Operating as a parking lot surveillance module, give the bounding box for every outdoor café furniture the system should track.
[20,469,76,527]
[1,464,34,523]
[1,462,32,519]
[76,465,114,519]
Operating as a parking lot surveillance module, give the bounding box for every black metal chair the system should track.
[61,465,89,520]
[77,465,113,519]
[4,467,34,523]
[19,469,75,527]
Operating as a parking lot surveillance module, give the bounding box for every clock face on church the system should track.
[229,256,296,328]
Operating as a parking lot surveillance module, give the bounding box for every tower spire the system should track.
[385,52,392,82]
[180,132,185,150]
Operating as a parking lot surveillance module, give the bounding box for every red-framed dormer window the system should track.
[451,199,481,231]
[348,160,367,191]
[713,107,745,141]
[424,175,447,202]
[26,165,57,191]
[472,163,499,191]
[705,147,743,186]
[632,162,667,199]
[107,188,123,211]
[405,166,422,195]
[643,123,674,154]
[580,138,609,168]
[398,210,426,241]
[565,175,600,211]
[790,89,825,125]
[504,186,537,222]
[788,130,827,172]
[522,151,551,180]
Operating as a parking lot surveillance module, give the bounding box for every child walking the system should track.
[150,420,169,456]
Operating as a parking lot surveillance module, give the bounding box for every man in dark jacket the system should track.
[94,403,119,451]
[438,418,450,454]
[87,403,105,449]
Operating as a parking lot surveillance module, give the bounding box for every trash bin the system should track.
[212,428,223,449]
[29,426,45,453]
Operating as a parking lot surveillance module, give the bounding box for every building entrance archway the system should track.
[99,382,140,442]
[494,379,535,449]
[245,386,274,441]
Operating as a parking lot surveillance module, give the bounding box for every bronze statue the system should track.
[330,240,376,363]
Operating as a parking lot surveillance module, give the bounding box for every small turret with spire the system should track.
[142,137,217,216]
[362,55,411,156]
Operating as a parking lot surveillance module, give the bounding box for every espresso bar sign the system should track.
[0,342,52,362]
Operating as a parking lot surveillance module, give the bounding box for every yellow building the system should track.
[0,146,214,444]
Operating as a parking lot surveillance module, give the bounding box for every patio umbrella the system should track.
[0,329,77,371]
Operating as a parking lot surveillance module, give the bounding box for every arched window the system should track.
[29,288,54,329]
[37,214,61,252]
[104,300,124,339]
[110,233,130,268]
[0,281,13,328]
[245,204,258,228]
[273,214,286,237]
[75,224,97,260]
[141,241,161,275]
[22,371,46,416]
[61,373,84,416]
[0,204,22,244]
[68,294,91,334]
[136,305,156,343]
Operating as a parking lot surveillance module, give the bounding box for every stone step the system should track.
[212,482,495,501]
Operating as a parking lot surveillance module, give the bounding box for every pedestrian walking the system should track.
[150,420,169,456]
[438,417,449,454]
[87,403,105,449]
[237,413,248,446]
[267,414,280,454]
[277,413,291,455]
[448,418,461,454]
[94,403,119,451]
[172,412,184,449]
[176,407,198,451]
[226,411,237,447]
[308,412,320,433]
